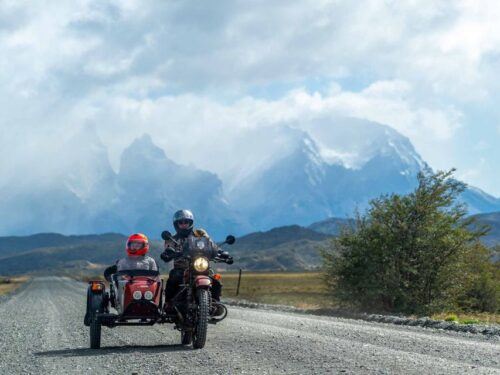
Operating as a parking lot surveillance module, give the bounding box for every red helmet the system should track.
[126,233,149,256]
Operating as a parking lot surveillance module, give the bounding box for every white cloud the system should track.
[1,0,499,194]
[2,0,499,98]
[43,81,456,178]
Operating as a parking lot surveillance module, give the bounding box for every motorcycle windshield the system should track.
[183,236,213,258]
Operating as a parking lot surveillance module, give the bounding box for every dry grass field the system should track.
[0,276,29,296]
[218,271,335,309]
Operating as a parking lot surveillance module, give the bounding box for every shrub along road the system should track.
[0,277,498,374]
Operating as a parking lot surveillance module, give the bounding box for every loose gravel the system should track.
[225,298,500,337]
[0,277,498,374]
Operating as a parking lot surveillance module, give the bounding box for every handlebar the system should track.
[160,230,234,265]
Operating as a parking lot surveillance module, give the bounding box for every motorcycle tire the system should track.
[84,288,92,326]
[89,293,103,349]
[193,288,209,349]
[181,331,192,345]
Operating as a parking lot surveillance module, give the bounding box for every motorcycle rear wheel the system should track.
[181,331,192,345]
[193,289,209,349]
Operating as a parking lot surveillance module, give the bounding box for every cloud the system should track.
[47,81,457,179]
[2,0,499,98]
[1,0,499,194]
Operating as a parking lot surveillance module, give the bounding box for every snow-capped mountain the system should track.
[300,117,426,171]
[1,117,499,237]
[0,132,247,238]
[112,134,247,238]
[225,118,500,229]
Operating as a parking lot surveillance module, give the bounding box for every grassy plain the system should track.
[219,271,335,309]
[0,276,29,296]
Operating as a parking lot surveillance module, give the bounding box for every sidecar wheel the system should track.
[193,289,209,349]
[90,315,101,349]
[89,293,103,349]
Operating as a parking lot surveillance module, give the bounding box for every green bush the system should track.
[322,169,495,314]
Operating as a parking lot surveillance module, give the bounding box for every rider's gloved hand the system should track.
[226,257,234,265]
[161,247,176,262]
[218,251,230,259]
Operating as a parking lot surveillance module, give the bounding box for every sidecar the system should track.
[84,270,163,349]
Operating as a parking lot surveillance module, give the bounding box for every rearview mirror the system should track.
[225,235,235,245]
[161,231,173,241]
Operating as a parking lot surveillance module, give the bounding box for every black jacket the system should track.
[162,228,218,269]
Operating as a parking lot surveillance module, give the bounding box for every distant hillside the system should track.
[309,213,500,247]
[307,217,354,235]
[0,233,126,258]
[0,225,332,275]
[224,225,331,271]
[0,233,164,276]
[471,211,500,247]
[2,211,497,276]
[231,225,330,252]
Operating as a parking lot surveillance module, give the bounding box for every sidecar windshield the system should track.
[116,270,160,278]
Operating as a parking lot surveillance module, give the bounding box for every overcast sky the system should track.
[1,0,499,195]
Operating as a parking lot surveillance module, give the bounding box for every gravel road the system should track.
[0,277,498,374]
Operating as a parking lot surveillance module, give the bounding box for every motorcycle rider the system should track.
[103,233,158,281]
[161,210,228,309]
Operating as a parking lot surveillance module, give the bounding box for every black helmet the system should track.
[173,209,194,237]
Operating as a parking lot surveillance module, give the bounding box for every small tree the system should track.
[322,169,491,314]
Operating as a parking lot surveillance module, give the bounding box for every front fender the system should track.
[194,275,212,289]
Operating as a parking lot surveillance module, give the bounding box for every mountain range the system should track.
[0,212,497,275]
[1,117,499,238]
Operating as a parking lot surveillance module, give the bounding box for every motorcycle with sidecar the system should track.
[84,233,235,349]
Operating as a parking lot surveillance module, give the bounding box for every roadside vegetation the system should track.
[0,276,28,296]
[221,271,499,324]
[221,271,333,308]
[321,169,499,319]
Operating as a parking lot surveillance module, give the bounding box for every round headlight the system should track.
[144,291,153,300]
[133,291,142,300]
[193,257,209,272]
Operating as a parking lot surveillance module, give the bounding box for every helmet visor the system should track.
[128,240,146,251]
[177,219,192,228]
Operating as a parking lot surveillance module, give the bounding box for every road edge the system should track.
[223,298,500,337]
[0,277,31,303]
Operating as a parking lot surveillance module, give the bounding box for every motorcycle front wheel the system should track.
[193,288,209,349]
